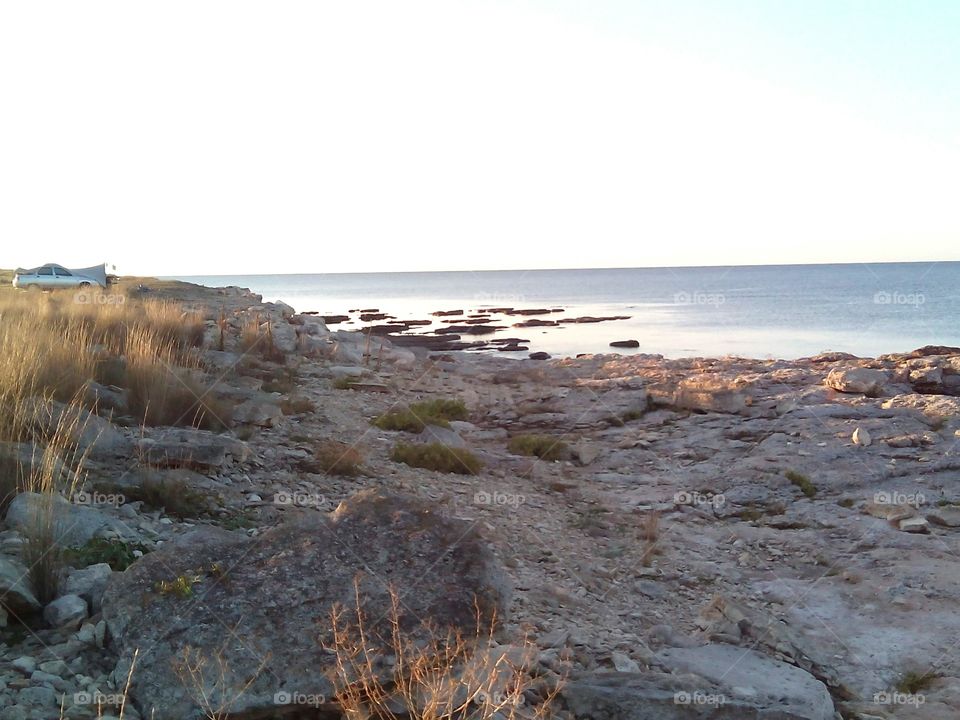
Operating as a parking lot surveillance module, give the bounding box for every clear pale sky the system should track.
[2,1,958,275]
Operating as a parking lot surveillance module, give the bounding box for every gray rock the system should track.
[11,657,36,675]
[5,493,119,548]
[136,428,250,470]
[25,398,129,458]
[43,594,88,628]
[16,686,58,707]
[655,644,834,720]
[562,669,830,720]
[672,377,751,414]
[102,490,509,720]
[825,367,888,395]
[64,563,113,613]
[232,398,283,427]
[0,557,41,615]
[415,424,466,449]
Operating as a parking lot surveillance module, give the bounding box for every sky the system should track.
[1,0,958,275]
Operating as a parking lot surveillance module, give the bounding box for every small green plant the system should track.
[785,470,816,499]
[156,574,200,597]
[333,377,361,390]
[507,434,570,461]
[374,409,439,432]
[621,408,645,423]
[837,497,855,508]
[66,537,147,571]
[897,669,939,694]
[390,442,481,475]
[410,398,468,421]
[218,509,256,531]
[373,398,469,433]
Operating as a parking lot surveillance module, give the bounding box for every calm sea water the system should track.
[171,263,960,359]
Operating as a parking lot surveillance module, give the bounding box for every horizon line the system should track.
[162,258,960,279]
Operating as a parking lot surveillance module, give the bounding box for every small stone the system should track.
[43,594,88,629]
[899,517,930,534]
[852,427,871,446]
[611,651,641,672]
[12,657,36,675]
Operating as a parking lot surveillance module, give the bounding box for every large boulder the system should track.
[26,399,129,458]
[5,492,123,547]
[136,428,250,470]
[102,490,509,720]
[824,367,888,396]
[671,376,751,414]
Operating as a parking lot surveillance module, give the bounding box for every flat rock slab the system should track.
[562,669,831,720]
[655,644,835,720]
[136,428,250,470]
[102,490,509,720]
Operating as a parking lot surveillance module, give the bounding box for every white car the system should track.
[13,263,108,290]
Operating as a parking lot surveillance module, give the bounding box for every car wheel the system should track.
[27,284,40,292]
[78,282,91,288]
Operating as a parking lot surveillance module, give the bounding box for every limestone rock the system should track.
[852,427,871,446]
[64,563,113,614]
[136,428,250,470]
[656,644,834,719]
[102,490,509,720]
[5,492,120,547]
[825,367,888,395]
[0,557,41,615]
[43,594,88,628]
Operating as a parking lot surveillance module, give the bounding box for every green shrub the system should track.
[391,442,481,475]
[66,537,147,571]
[373,398,468,433]
[410,398,468,421]
[507,434,570,461]
[785,470,816,498]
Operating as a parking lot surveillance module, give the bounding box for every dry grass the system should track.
[391,442,482,475]
[328,586,560,720]
[507,434,570,461]
[310,440,364,476]
[0,288,222,604]
[0,290,225,434]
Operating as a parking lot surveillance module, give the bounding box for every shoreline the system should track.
[1,275,959,718]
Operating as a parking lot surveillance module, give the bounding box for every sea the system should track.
[170,262,960,360]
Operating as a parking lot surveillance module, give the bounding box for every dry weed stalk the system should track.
[327,583,560,720]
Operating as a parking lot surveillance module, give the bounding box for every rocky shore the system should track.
[1,279,959,719]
